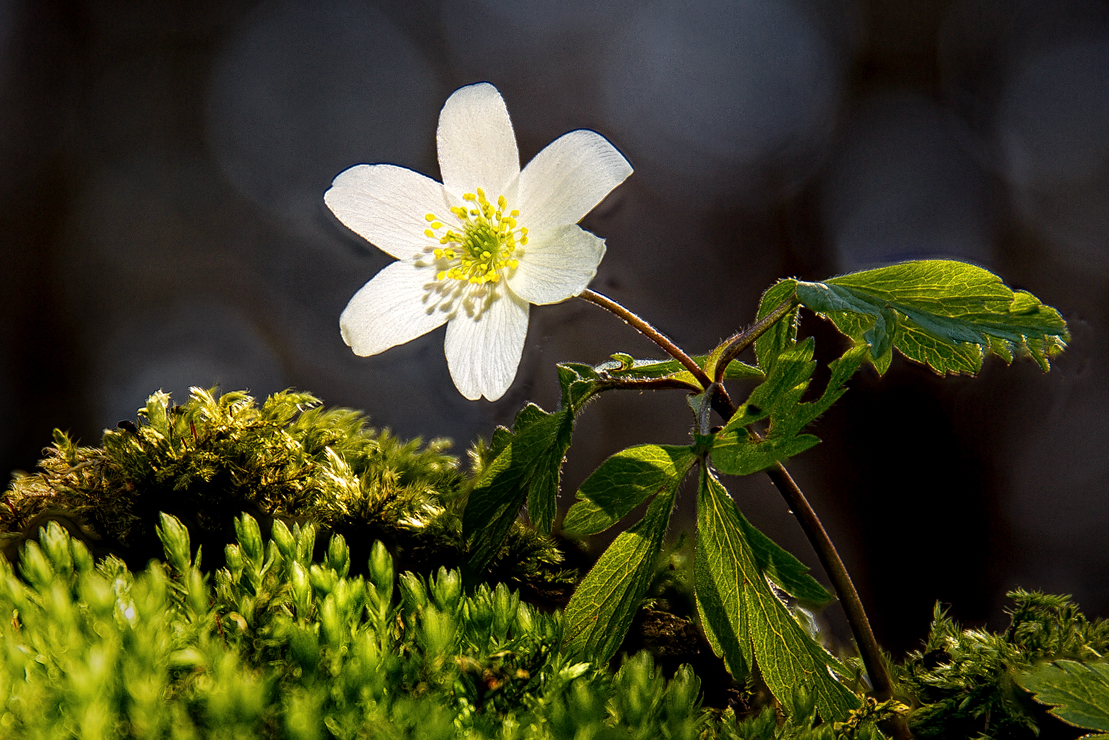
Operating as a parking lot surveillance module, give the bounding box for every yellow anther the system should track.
[425,189,526,285]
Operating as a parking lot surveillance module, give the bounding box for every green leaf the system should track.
[754,279,800,374]
[463,404,571,572]
[563,444,696,536]
[562,484,677,664]
[795,260,1068,375]
[695,468,857,722]
[711,342,866,476]
[594,355,762,386]
[735,513,832,606]
[1017,659,1109,736]
[557,363,605,414]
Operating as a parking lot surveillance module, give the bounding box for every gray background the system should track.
[2,0,1107,655]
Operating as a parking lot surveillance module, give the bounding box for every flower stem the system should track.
[578,289,714,389]
[581,287,906,734]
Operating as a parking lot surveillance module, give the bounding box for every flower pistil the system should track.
[425,189,527,285]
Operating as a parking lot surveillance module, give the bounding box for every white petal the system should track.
[437,83,520,199]
[325,165,450,261]
[506,224,606,305]
[517,130,633,230]
[443,289,529,401]
[340,260,450,356]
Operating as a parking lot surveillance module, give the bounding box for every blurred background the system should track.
[1,0,1107,655]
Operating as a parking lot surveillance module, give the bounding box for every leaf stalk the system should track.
[712,296,798,383]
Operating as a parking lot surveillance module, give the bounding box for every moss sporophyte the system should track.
[326,82,633,401]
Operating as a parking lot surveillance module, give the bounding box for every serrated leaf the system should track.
[711,342,866,476]
[754,279,800,374]
[795,260,1068,375]
[695,468,857,722]
[1017,659,1109,736]
[594,355,763,385]
[562,484,677,663]
[563,444,695,536]
[557,362,605,414]
[463,404,571,571]
[734,510,832,606]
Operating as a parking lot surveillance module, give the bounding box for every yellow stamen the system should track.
[422,189,527,287]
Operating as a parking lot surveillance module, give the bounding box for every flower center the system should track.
[424,189,528,285]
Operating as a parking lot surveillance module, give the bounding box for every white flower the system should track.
[325,82,633,401]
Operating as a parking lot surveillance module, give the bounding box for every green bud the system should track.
[516,602,535,635]
[331,579,357,620]
[325,534,350,579]
[665,665,701,721]
[186,567,208,617]
[491,582,518,642]
[320,594,342,649]
[156,512,191,573]
[71,539,94,574]
[429,567,462,613]
[294,522,316,565]
[39,521,74,577]
[368,541,393,596]
[420,606,456,657]
[289,561,312,620]
[224,544,244,580]
[78,572,115,617]
[399,572,426,612]
[271,519,296,565]
[19,541,54,590]
[309,563,336,596]
[234,514,264,568]
[464,589,493,650]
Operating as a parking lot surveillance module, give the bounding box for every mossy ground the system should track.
[1,388,1104,739]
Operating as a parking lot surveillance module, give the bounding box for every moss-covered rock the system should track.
[0,388,572,596]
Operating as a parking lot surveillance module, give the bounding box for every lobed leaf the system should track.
[712,341,866,476]
[463,404,572,572]
[592,354,762,387]
[1017,659,1109,736]
[562,444,696,537]
[795,260,1068,375]
[695,468,857,722]
[754,279,801,375]
[562,486,678,664]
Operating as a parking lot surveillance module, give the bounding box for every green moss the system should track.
[896,590,1109,739]
[0,514,891,739]
[0,388,570,594]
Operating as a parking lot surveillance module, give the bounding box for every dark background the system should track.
[2,0,1107,656]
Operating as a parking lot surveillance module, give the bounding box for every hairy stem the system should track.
[712,296,798,383]
[579,290,710,384]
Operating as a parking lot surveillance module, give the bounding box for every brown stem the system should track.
[579,289,712,387]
